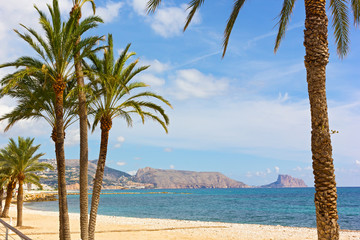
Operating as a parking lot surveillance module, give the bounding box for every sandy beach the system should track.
[1,204,359,240]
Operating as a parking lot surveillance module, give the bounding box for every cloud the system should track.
[266,168,271,174]
[274,166,280,173]
[131,0,148,16]
[114,136,125,148]
[130,1,201,37]
[64,128,80,146]
[137,74,166,87]
[142,59,170,73]
[93,1,123,23]
[150,4,200,38]
[164,147,172,152]
[127,170,137,175]
[356,160,360,166]
[116,161,126,166]
[134,157,142,160]
[170,165,175,169]
[171,69,229,99]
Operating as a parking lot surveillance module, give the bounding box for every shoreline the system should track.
[1,205,358,239]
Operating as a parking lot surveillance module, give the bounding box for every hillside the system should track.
[261,174,308,188]
[38,159,141,189]
[134,167,249,189]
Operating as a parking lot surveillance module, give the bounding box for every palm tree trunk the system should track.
[88,118,112,240]
[16,179,24,227]
[0,187,4,216]
[71,5,89,240]
[53,80,71,240]
[1,180,16,218]
[304,1,339,239]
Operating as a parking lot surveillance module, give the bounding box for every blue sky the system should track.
[1,0,360,186]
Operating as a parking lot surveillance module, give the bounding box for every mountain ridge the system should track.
[37,159,307,189]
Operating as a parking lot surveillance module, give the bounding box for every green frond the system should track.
[184,0,205,31]
[222,0,246,58]
[146,0,162,14]
[330,0,350,58]
[351,0,360,26]
[142,111,169,133]
[274,0,296,53]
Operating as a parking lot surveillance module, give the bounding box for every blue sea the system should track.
[25,187,360,230]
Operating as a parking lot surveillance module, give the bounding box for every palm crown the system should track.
[0,137,52,188]
[0,0,103,91]
[0,74,78,140]
[86,34,172,133]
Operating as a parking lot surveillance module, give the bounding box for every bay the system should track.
[25,187,360,230]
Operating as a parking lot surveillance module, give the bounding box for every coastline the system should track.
[0,205,358,240]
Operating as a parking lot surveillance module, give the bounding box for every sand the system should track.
[1,204,359,240]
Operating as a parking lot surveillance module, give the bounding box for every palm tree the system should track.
[0,74,79,143]
[0,167,14,218]
[0,175,16,218]
[85,34,172,240]
[0,137,53,227]
[0,175,6,216]
[147,0,360,239]
[70,2,99,239]
[0,1,101,238]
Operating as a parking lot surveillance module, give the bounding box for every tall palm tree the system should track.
[0,1,101,239]
[147,0,360,239]
[85,34,172,240]
[0,137,53,227]
[69,2,100,239]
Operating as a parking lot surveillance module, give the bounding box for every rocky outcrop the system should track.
[23,193,57,202]
[261,174,307,188]
[134,167,249,189]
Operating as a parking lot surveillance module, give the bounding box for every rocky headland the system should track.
[134,167,249,189]
[261,174,308,188]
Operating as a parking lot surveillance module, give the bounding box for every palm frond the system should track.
[274,0,297,53]
[330,0,350,58]
[223,0,246,58]
[351,0,360,26]
[146,0,162,13]
[184,0,205,31]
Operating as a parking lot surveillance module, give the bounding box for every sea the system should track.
[25,187,360,230]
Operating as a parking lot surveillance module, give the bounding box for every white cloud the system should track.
[274,166,280,174]
[131,0,148,16]
[172,69,229,99]
[134,157,142,160]
[293,166,302,172]
[356,160,360,166]
[170,164,175,169]
[130,1,201,37]
[116,161,126,166]
[137,74,165,87]
[127,170,137,175]
[114,136,126,148]
[142,59,170,73]
[266,168,271,174]
[164,147,172,152]
[92,1,123,23]
[150,4,200,38]
[64,128,80,146]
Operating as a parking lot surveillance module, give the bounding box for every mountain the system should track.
[261,174,308,188]
[38,159,141,190]
[134,167,249,189]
